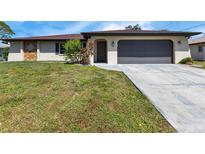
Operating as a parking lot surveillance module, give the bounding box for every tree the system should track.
[125,25,133,30]
[0,22,14,61]
[125,24,141,30]
[64,39,82,63]
[0,21,15,39]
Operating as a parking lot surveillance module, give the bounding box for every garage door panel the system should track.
[118,40,173,64]
[118,57,172,64]
[119,50,171,57]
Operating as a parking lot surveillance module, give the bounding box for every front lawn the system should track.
[193,60,205,68]
[0,62,175,132]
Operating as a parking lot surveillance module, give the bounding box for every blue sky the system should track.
[2,21,205,46]
[4,21,205,38]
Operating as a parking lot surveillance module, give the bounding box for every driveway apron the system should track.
[96,64,205,132]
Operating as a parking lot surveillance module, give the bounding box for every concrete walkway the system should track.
[95,64,205,132]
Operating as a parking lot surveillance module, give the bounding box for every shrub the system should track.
[64,40,82,63]
[64,40,94,64]
[80,41,94,65]
[2,47,9,61]
[179,57,193,64]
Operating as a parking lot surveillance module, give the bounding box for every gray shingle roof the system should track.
[1,29,201,41]
[81,29,201,37]
[2,34,85,41]
[189,35,205,45]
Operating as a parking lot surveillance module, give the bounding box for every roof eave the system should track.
[81,32,201,38]
[189,42,205,45]
[1,38,86,41]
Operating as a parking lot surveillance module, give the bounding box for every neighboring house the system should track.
[189,36,205,60]
[2,29,200,64]
[0,43,10,61]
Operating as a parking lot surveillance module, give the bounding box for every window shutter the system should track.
[55,43,59,54]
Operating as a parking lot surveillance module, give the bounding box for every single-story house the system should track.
[189,36,205,60]
[2,29,201,64]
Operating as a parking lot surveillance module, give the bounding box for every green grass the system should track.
[193,60,205,68]
[0,62,175,132]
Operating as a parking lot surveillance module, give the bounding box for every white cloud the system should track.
[8,21,153,38]
[31,21,96,36]
[11,21,96,37]
[66,21,95,33]
[95,21,153,31]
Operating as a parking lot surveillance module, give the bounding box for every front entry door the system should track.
[24,41,37,61]
[97,41,107,63]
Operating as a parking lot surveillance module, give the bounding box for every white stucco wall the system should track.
[190,44,205,60]
[8,41,66,61]
[38,41,65,61]
[7,35,190,63]
[8,41,24,61]
[89,35,190,64]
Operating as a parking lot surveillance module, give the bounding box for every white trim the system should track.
[37,41,40,60]
[20,41,24,60]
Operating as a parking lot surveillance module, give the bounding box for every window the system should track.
[198,45,203,52]
[55,43,65,55]
[59,44,65,54]
[82,42,87,48]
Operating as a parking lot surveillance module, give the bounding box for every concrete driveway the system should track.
[96,64,205,132]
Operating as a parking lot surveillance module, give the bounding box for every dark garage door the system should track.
[117,40,173,64]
